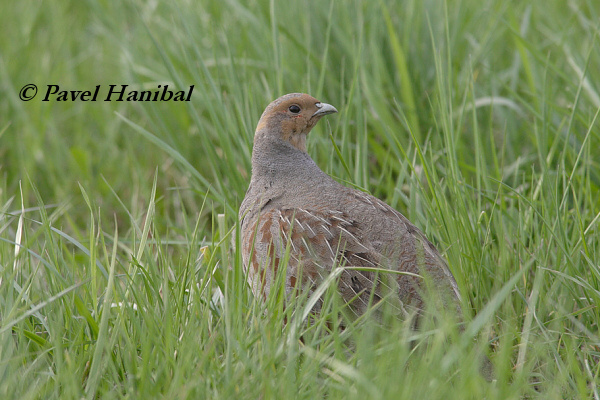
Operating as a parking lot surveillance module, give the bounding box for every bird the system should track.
[238,93,464,324]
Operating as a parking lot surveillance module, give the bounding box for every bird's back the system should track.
[240,160,461,318]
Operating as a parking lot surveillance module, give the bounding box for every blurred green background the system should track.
[1,0,599,398]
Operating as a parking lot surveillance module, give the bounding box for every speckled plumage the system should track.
[239,93,462,321]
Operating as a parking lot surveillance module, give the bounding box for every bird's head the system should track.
[255,93,338,152]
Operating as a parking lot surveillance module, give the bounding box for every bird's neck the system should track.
[250,132,322,188]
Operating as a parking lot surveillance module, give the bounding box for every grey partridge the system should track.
[239,93,463,323]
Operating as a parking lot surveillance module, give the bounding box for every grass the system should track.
[1,0,599,398]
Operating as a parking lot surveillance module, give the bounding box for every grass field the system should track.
[1,0,599,398]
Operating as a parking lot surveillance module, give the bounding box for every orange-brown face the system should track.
[256,93,338,152]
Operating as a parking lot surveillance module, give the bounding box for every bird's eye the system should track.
[288,104,301,113]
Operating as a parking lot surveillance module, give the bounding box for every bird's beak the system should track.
[312,102,338,117]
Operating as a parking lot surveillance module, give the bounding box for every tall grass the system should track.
[1,0,599,398]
